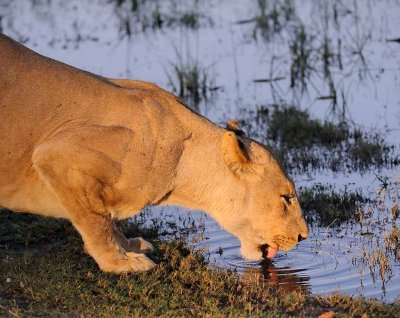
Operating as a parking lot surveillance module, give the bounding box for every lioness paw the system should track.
[126,237,155,254]
[125,252,156,272]
[98,252,156,273]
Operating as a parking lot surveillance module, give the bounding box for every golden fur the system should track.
[0,34,309,273]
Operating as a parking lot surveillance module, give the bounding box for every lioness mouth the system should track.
[260,244,278,259]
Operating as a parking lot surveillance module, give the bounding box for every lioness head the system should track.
[221,120,309,261]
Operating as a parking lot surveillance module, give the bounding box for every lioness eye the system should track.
[281,195,291,204]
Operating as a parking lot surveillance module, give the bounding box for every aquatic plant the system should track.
[289,25,314,92]
[114,0,209,34]
[299,184,367,227]
[254,0,295,41]
[350,180,400,288]
[236,0,295,41]
[166,55,217,110]
[259,104,396,173]
[384,226,400,260]
[349,137,392,169]
[265,105,349,148]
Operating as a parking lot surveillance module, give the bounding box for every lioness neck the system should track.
[158,116,245,230]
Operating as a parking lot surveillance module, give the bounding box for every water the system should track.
[1,0,399,302]
[136,176,400,302]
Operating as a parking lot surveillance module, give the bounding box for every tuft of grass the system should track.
[114,0,210,35]
[167,11,201,29]
[299,184,368,227]
[289,25,314,92]
[166,56,217,110]
[349,137,393,169]
[245,0,295,41]
[384,226,400,260]
[1,210,399,317]
[361,242,393,285]
[348,180,400,286]
[265,105,349,148]
[391,203,399,221]
[259,104,396,172]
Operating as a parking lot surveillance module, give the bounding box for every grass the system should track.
[1,210,399,317]
[384,226,400,260]
[259,104,396,172]
[289,25,314,92]
[166,11,201,29]
[342,179,400,287]
[114,0,210,35]
[357,225,398,286]
[349,137,394,169]
[249,1,359,119]
[265,105,349,148]
[237,0,295,41]
[299,184,368,227]
[253,0,294,41]
[166,56,217,110]
[298,179,399,290]
[247,1,346,114]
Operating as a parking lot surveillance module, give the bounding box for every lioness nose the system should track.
[298,218,309,242]
[298,234,307,242]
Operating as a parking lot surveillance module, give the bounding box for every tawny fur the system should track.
[0,34,308,273]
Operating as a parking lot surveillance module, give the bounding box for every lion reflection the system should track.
[242,260,311,294]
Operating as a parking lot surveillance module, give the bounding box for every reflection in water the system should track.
[182,203,400,302]
[243,260,311,294]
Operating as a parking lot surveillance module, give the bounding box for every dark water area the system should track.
[1,0,399,302]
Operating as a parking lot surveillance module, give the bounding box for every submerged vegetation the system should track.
[1,210,399,317]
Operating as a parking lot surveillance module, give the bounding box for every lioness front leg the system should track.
[72,212,156,273]
[32,127,156,273]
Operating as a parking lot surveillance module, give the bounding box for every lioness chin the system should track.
[0,33,309,273]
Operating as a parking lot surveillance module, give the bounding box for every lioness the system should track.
[0,34,309,273]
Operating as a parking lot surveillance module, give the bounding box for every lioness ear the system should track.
[226,119,246,136]
[221,131,248,172]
